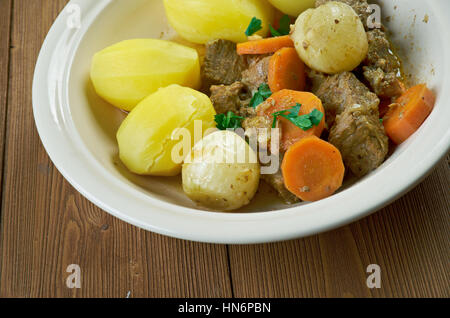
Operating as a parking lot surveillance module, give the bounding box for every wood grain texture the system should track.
[229,156,450,298]
[0,0,232,298]
[348,155,450,298]
[0,0,12,210]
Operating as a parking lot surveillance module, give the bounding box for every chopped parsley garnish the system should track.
[271,103,324,131]
[258,83,272,99]
[272,104,301,128]
[269,25,282,37]
[215,111,244,130]
[309,109,324,126]
[250,83,272,108]
[250,93,264,108]
[270,15,291,37]
[245,17,262,36]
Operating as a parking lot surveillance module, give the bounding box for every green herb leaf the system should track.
[250,83,272,108]
[285,103,302,118]
[278,15,291,35]
[245,17,262,36]
[309,108,324,126]
[269,25,282,37]
[249,93,264,108]
[272,104,302,128]
[271,109,288,128]
[287,115,313,131]
[271,104,324,131]
[270,15,291,37]
[215,111,244,130]
[258,83,272,99]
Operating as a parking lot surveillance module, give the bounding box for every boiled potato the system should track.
[91,39,200,111]
[182,131,260,211]
[117,85,216,176]
[268,0,315,17]
[291,1,368,74]
[163,0,274,44]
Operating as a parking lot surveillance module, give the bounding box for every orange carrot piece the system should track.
[237,35,294,55]
[281,136,345,202]
[268,47,306,93]
[383,84,436,144]
[258,90,325,152]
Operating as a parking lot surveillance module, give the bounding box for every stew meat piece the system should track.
[329,103,389,177]
[262,165,300,205]
[315,0,404,98]
[202,39,247,91]
[242,114,275,149]
[306,68,327,93]
[314,72,388,177]
[209,82,251,114]
[363,29,404,97]
[314,72,380,128]
[207,49,271,114]
[241,56,271,94]
[242,113,298,204]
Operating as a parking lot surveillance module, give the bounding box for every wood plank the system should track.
[0,0,12,207]
[0,0,232,298]
[229,156,450,298]
[228,236,326,297]
[349,155,450,298]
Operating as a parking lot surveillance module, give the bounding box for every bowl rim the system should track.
[33,0,450,244]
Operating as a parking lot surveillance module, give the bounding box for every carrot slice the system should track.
[268,47,306,93]
[258,90,325,152]
[383,84,436,144]
[281,136,345,202]
[237,35,294,55]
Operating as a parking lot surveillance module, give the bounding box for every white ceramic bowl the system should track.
[33,0,450,244]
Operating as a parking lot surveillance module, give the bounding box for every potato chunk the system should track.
[182,131,260,211]
[91,39,200,111]
[117,85,216,176]
[291,1,368,74]
[163,0,274,44]
[267,0,315,17]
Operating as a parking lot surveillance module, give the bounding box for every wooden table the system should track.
[0,0,448,298]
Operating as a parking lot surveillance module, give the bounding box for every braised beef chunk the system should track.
[210,82,251,114]
[239,104,257,118]
[329,103,388,177]
[262,167,300,205]
[365,30,401,72]
[242,115,272,132]
[313,72,388,176]
[314,72,380,128]
[241,56,271,93]
[202,40,247,90]
[241,116,297,204]
[242,115,274,150]
[363,67,403,98]
[246,54,271,68]
[306,68,327,93]
[315,0,371,29]
[363,29,404,97]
